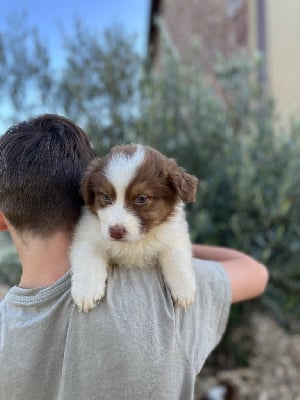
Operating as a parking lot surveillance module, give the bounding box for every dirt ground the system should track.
[195,313,300,400]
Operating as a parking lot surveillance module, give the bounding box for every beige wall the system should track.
[247,0,300,124]
[266,0,300,123]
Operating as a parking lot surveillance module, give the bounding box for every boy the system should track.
[0,114,268,400]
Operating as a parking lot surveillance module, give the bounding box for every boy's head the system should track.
[0,114,94,236]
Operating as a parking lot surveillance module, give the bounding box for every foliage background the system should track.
[1,17,300,368]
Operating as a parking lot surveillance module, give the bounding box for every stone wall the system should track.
[154,0,248,72]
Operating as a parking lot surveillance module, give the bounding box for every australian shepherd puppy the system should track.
[70,144,199,312]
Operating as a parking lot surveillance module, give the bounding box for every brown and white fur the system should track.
[70,144,199,312]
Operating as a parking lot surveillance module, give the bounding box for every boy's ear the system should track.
[0,212,8,231]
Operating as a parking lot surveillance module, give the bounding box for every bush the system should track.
[133,47,300,366]
[1,22,299,367]
[0,234,21,286]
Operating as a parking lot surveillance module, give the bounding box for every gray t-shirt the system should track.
[0,259,231,400]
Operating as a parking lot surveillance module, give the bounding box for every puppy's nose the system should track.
[109,225,126,240]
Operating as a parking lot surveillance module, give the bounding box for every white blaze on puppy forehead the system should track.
[104,145,145,195]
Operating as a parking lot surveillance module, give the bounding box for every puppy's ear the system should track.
[166,159,199,203]
[80,172,95,206]
[80,159,100,206]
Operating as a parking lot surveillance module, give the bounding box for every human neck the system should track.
[11,230,73,289]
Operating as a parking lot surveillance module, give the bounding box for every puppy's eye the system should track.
[101,193,112,205]
[134,195,149,205]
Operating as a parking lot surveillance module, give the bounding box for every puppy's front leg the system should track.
[160,245,196,309]
[71,241,108,312]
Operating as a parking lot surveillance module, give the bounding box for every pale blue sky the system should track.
[0,0,150,54]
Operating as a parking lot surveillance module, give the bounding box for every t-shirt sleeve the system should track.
[175,258,231,373]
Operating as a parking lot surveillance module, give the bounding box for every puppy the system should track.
[70,144,199,312]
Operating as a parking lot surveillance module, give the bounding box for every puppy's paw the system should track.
[175,295,195,310]
[169,279,196,310]
[72,279,107,312]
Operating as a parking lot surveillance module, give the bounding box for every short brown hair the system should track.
[0,114,94,235]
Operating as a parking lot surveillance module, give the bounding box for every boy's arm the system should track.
[192,244,269,303]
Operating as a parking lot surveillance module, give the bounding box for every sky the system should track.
[0,0,150,56]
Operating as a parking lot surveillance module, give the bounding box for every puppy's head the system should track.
[81,144,199,242]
